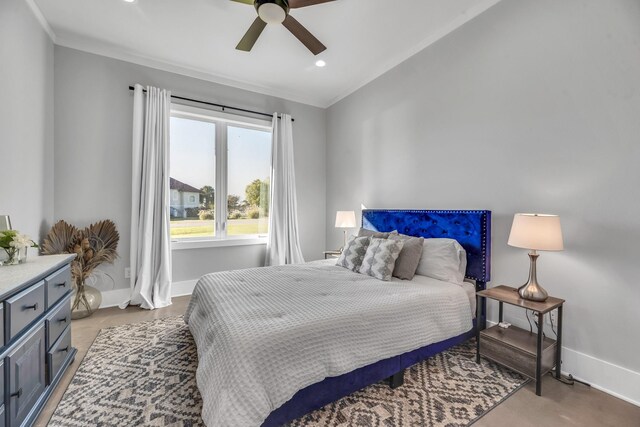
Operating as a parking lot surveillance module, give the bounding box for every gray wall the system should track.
[0,0,54,243]
[326,0,640,374]
[54,46,326,287]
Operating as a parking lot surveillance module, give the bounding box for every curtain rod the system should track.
[128,86,294,122]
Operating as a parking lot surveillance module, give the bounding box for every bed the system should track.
[185,209,491,427]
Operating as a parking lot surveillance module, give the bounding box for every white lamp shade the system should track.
[335,211,356,228]
[508,213,564,251]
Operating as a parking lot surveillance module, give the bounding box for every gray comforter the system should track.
[184,261,473,427]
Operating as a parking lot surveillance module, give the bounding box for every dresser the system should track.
[0,254,77,427]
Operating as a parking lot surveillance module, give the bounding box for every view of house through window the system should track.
[169,106,271,240]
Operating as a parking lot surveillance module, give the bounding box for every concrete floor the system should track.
[35,296,640,427]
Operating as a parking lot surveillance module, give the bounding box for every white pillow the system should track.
[415,238,467,284]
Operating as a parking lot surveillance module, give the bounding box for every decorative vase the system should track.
[1,248,20,266]
[71,281,102,319]
[18,246,28,264]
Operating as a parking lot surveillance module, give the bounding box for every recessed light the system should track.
[123,0,136,3]
[315,60,326,68]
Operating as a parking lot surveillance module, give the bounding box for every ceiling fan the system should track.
[231,0,335,55]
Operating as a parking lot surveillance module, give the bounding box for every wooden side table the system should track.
[476,285,565,396]
[323,250,342,259]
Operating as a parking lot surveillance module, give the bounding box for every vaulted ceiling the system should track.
[33,0,501,107]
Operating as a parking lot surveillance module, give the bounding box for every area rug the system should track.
[49,316,527,427]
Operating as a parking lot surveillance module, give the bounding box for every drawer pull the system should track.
[55,282,66,288]
[59,346,69,353]
[58,317,68,323]
[11,388,23,398]
[23,303,38,311]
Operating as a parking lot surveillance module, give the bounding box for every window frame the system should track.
[169,103,272,250]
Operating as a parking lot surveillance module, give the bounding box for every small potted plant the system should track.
[0,230,38,266]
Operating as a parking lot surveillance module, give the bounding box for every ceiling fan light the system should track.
[258,3,286,24]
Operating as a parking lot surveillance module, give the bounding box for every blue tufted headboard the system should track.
[362,210,491,289]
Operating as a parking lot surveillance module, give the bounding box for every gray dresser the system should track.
[0,254,77,427]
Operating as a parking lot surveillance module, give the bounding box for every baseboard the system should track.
[100,279,198,309]
[486,320,639,407]
[561,346,640,407]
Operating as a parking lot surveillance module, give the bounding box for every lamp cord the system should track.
[528,310,545,339]
[550,312,557,338]
[550,370,591,387]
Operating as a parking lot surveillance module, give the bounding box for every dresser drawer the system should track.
[5,281,45,341]
[0,359,4,403]
[0,305,4,348]
[7,323,46,427]
[0,363,4,427]
[47,325,72,384]
[45,265,72,309]
[45,294,72,350]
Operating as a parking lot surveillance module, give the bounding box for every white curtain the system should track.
[265,113,305,266]
[121,84,172,310]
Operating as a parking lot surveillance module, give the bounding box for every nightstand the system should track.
[323,250,341,259]
[476,285,565,396]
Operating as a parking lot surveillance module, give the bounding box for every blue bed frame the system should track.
[262,210,491,427]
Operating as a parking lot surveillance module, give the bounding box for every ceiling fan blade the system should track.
[230,0,254,5]
[236,17,267,52]
[282,15,326,55]
[288,0,335,8]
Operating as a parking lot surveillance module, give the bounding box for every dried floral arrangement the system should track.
[41,220,119,316]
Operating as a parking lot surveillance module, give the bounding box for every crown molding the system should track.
[54,33,328,109]
[24,0,56,42]
[325,0,503,107]
[27,0,502,109]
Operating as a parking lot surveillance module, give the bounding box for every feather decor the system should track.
[41,220,78,255]
[42,220,119,317]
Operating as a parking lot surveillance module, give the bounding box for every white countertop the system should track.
[0,254,76,299]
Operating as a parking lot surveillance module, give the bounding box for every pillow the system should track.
[359,238,404,281]
[415,238,467,284]
[357,228,398,239]
[336,236,371,271]
[389,234,424,280]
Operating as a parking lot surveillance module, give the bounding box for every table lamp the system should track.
[335,211,356,250]
[508,213,563,302]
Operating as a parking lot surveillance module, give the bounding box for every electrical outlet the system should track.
[547,310,557,325]
[124,267,131,279]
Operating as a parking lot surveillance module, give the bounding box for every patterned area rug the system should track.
[49,316,527,427]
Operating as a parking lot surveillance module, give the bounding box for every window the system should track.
[169,104,272,244]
